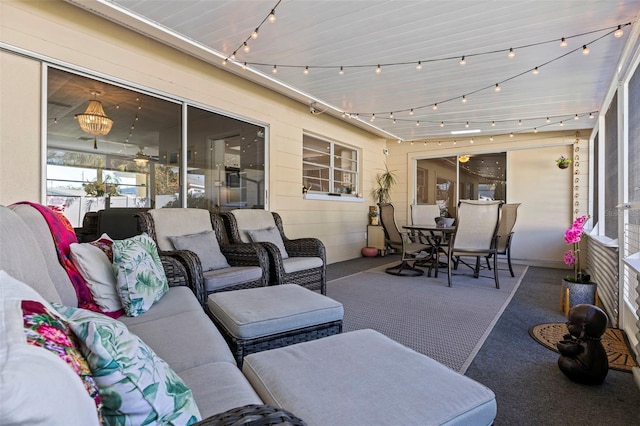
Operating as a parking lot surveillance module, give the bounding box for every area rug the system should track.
[326,261,527,373]
[528,323,637,372]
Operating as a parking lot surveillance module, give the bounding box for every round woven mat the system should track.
[529,323,637,373]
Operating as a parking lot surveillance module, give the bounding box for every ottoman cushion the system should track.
[207,284,343,339]
[242,329,497,426]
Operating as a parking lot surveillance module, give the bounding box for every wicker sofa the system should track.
[0,203,497,425]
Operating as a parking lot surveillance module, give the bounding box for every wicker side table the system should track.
[196,404,306,426]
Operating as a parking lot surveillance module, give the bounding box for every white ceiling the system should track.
[68,0,640,142]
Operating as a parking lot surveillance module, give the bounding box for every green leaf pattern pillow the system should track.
[113,234,168,316]
[54,304,201,426]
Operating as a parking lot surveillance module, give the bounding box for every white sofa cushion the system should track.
[0,271,100,425]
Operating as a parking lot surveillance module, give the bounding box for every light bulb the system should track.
[272,65,278,74]
[376,65,381,74]
[268,9,276,23]
[589,112,594,119]
[304,66,309,74]
[339,66,344,75]
[495,83,501,92]
[510,133,514,138]
[416,61,422,70]
[243,42,250,53]
[614,25,623,38]
[465,122,469,128]
[532,67,539,74]
[470,138,474,144]
[490,136,494,141]
[389,112,394,119]
[582,45,590,55]
[231,51,236,60]
[518,120,522,125]
[534,128,538,133]
[222,59,228,65]
[560,37,567,47]
[546,117,550,123]
[393,119,397,124]
[416,121,420,126]
[574,114,579,120]
[409,109,414,116]
[432,104,437,110]
[242,62,247,69]
[370,114,375,122]
[508,48,515,58]
[491,121,495,126]
[560,121,564,126]
[462,95,467,103]
[440,121,444,127]
[460,56,466,66]
[252,28,259,39]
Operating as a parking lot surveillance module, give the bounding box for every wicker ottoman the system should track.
[207,284,343,366]
[242,329,497,425]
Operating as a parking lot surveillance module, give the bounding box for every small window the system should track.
[303,134,359,196]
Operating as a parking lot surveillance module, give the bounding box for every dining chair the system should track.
[378,203,432,276]
[485,203,521,277]
[442,200,502,288]
[410,204,442,226]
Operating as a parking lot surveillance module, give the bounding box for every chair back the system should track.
[228,209,278,243]
[146,208,215,251]
[453,200,502,251]
[495,203,520,251]
[377,203,403,250]
[410,204,441,225]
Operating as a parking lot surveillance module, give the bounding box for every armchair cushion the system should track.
[203,266,264,292]
[247,227,289,259]
[113,234,168,317]
[169,230,230,272]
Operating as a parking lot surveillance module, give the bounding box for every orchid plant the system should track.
[563,215,591,283]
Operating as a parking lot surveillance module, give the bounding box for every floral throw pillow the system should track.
[112,234,168,317]
[54,304,201,426]
[22,299,104,423]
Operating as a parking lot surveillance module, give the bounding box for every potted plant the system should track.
[556,155,572,169]
[369,209,379,225]
[372,163,397,205]
[560,215,597,315]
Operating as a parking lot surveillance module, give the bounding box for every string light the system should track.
[243,42,250,53]
[560,37,567,47]
[223,0,281,63]
[582,45,590,55]
[432,104,438,110]
[532,66,539,74]
[495,83,501,92]
[459,56,466,66]
[508,48,515,58]
[409,109,414,115]
[440,121,444,127]
[614,25,624,38]
[272,65,278,73]
[339,66,344,75]
[461,95,467,103]
[589,112,595,119]
[268,9,276,23]
[304,66,309,74]
[251,28,259,39]
[416,61,422,70]
[376,64,382,74]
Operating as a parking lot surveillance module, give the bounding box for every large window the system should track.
[46,67,266,227]
[303,134,358,196]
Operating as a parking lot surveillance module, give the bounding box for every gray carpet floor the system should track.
[326,259,527,372]
[326,257,640,426]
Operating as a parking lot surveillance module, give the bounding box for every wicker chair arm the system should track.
[158,249,207,306]
[220,242,270,286]
[195,404,306,426]
[283,237,326,260]
[159,254,189,288]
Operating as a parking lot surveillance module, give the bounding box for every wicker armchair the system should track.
[138,208,269,306]
[221,210,326,294]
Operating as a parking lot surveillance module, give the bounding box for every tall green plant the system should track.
[372,164,397,204]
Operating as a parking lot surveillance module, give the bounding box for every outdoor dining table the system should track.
[402,224,456,277]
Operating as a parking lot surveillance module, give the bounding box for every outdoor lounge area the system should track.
[2,1,640,425]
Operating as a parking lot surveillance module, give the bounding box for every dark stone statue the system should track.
[556,304,609,385]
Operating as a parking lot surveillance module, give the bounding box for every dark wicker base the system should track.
[196,404,306,426]
[212,316,343,367]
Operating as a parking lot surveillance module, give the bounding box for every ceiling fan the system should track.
[133,147,158,166]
